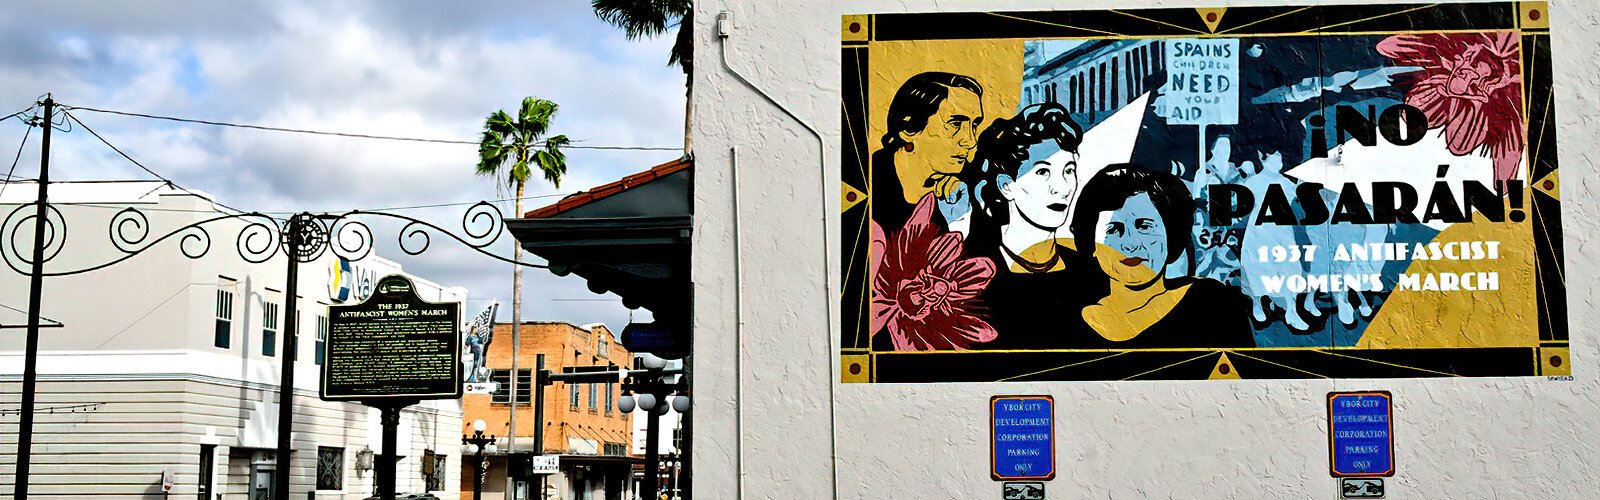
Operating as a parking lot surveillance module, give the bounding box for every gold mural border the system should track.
[838,2,1562,384]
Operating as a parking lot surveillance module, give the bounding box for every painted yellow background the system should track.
[1359,198,1540,348]
[864,39,1023,161]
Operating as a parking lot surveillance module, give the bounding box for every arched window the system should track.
[1069,76,1079,111]
[1076,73,1085,112]
[1111,57,1120,107]
[1131,50,1142,95]
[1087,71,1096,113]
[1154,41,1163,73]
[1098,62,1107,112]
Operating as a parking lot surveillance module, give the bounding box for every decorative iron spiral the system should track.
[109,207,149,253]
[236,214,283,264]
[397,219,432,255]
[329,216,373,262]
[178,225,212,260]
[461,201,503,249]
[2,203,67,274]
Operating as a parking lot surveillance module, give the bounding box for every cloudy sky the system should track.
[0,1,685,333]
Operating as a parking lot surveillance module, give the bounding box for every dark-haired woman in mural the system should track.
[962,101,1103,349]
[867,72,999,352]
[873,71,985,231]
[1068,164,1255,348]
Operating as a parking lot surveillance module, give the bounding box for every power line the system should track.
[0,120,35,201]
[61,104,682,151]
[61,110,249,216]
[2,108,33,124]
[266,192,572,215]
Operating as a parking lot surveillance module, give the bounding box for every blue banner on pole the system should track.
[1328,391,1395,477]
[991,395,1054,481]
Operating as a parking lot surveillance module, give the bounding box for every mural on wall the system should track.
[840,2,1565,382]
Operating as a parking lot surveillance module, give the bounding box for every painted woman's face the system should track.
[1001,146,1078,230]
[1093,192,1168,286]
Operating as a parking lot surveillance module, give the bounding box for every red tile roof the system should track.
[525,157,691,218]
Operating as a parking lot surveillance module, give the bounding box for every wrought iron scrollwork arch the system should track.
[1,200,543,278]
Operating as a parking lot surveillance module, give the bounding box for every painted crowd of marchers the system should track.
[841,3,1566,382]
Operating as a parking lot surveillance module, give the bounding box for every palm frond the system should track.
[534,134,571,188]
[510,158,532,186]
[518,97,558,139]
[592,0,674,39]
[476,129,508,178]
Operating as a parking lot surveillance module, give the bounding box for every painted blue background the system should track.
[993,397,1053,479]
[1330,393,1393,476]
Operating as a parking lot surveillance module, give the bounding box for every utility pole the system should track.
[533,354,547,499]
[12,95,52,500]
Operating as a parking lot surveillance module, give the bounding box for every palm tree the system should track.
[592,0,693,154]
[475,96,568,453]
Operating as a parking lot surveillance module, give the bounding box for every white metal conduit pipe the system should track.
[718,9,841,500]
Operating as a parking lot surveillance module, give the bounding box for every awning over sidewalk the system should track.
[505,158,692,357]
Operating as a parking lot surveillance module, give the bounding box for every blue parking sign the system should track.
[992,396,1054,480]
[1328,391,1394,477]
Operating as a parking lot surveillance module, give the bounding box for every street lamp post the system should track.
[616,354,689,500]
[461,419,498,500]
[528,354,689,500]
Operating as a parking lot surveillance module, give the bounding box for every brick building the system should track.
[460,321,638,500]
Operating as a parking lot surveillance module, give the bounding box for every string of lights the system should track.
[0,403,102,416]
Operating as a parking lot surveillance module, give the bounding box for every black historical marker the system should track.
[321,274,462,401]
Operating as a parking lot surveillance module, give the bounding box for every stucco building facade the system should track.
[689,1,1600,498]
[0,181,465,499]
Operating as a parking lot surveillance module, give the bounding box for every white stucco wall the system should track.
[691,1,1600,499]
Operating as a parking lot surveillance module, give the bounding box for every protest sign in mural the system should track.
[839,2,1565,382]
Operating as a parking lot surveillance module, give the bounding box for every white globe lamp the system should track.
[636,392,658,411]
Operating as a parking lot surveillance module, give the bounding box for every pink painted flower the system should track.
[871,194,996,350]
[1377,32,1524,181]
[867,220,888,334]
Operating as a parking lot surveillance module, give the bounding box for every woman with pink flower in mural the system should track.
[864,72,998,351]
[1377,31,1523,181]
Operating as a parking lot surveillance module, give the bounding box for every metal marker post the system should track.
[273,214,303,500]
[13,95,53,500]
[373,400,414,500]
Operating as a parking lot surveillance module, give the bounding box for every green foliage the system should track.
[592,0,693,76]
[476,97,569,189]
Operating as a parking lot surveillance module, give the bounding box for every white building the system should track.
[0,181,465,499]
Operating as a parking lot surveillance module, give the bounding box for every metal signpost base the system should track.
[368,400,416,500]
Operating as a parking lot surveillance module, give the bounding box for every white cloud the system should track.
[0,0,686,332]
